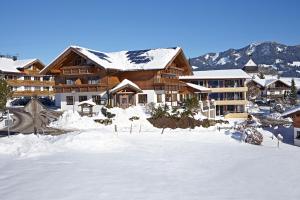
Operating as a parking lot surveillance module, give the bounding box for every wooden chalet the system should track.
[0,56,54,97]
[246,78,291,100]
[40,46,198,111]
[282,106,300,146]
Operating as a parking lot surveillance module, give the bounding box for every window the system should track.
[34,86,41,91]
[24,76,31,80]
[66,79,75,85]
[34,77,40,81]
[79,96,87,102]
[191,81,198,85]
[166,94,172,102]
[207,80,219,88]
[172,94,177,101]
[43,76,50,81]
[24,86,31,91]
[296,131,300,139]
[209,93,218,100]
[66,96,74,105]
[92,95,106,105]
[157,94,162,103]
[138,94,147,104]
[227,105,236,112]
[44,87,50,91]
[88,78,99,85]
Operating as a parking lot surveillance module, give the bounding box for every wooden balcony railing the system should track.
[61,66,96,75]
[7,79,55,87]
[54,84,108,93]
[153,77,180,86]
[268,87,290,91]
[12,90,55,97]
[23,69,41,75]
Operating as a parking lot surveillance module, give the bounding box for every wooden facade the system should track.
[246,79,291,100]
[42,46,193,108]
[1,60,54,97]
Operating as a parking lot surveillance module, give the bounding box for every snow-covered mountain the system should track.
[190,42,300,77]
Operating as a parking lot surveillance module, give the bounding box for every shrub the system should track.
[184,97,199,113]
[94,119,112,125]
[101,107,116,119]
[129,116,140,121]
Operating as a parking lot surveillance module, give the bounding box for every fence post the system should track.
[114,124,117,133]
[139,124,141,134]
[130,124,132,134]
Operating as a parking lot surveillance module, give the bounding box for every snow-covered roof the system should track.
[251,77,291,87]
[110,79,142,94]
[180,69,251,80]
[78,100,96,107]
[42,46,183,73]
[185,83,211,93]
[281,106,300,117]
[244,58,257,67]
[0,57,42,73]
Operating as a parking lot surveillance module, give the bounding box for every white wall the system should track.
[135,90,178,107]
[56,92,106,112]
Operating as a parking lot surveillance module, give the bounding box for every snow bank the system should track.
[109,106,156,131]
[0,130,128,158]
[50,110,100,130]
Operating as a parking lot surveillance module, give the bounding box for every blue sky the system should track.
[0,0,300,64]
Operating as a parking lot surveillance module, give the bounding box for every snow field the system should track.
[0,106,300,199]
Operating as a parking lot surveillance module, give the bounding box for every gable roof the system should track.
[0,57,44,73]
[41,45,185,74]
[180,69,251,80]
[282,106,300,118]
[251,78,291,87]
[244,58,257,67]
[110,79,142,94]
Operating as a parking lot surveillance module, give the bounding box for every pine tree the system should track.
[289,78,297,105]
[0,77,11,110]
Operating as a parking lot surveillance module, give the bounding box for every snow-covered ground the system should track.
[0,106,300,200]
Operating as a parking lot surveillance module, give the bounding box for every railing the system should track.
[153,77,180,85]
[54,84,108,93]
[61,66,96,75]
[23,69,41,75]
[210,87,248,93]
[268,87,290,91]
[12,90,55,97]
[7,79,55,87]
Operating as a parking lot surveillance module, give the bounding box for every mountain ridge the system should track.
[190,41,300,77]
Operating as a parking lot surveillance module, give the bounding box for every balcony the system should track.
[61,66,97,75]
[54,84,108,93]
[7,79,55,87]
[214,100,248,106]
[268,87,290,91]
[210,87,248,93]
[12,90,54,97]
[153,77,180,86]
